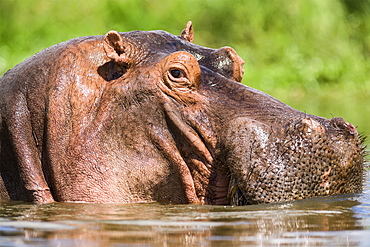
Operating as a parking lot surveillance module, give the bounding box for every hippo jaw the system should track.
[222,116,365,206]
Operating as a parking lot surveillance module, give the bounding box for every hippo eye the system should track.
[170,69,184,79]
[166,67,193,91]
[161,52,201,94]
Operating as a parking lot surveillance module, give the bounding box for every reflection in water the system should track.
[0,171,369,246]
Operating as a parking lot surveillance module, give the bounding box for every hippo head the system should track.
[0,22,365,205]
[93,22,364,205]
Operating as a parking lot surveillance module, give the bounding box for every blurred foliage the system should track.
[0,0,369,139]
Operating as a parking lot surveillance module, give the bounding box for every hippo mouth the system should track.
[228,180,248,206]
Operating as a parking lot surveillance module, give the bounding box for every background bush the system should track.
[1,0,369,141]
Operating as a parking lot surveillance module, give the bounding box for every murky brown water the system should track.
[0,170,369,246]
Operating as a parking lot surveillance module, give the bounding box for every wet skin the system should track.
[0,22,365,205]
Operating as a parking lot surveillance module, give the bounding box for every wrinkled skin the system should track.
[0,22,365,205]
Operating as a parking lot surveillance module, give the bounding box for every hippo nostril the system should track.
[330,117,357,135]
[330,117,346,127]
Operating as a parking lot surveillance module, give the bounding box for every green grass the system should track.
[1,0,369,140]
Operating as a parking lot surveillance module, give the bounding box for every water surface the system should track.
[0,171,369,246]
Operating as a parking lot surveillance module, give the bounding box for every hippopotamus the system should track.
[0,22,365,205]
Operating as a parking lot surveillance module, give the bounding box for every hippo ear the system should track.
[180,21,194,43]
[211,47,245,82]
[104,31,133,65]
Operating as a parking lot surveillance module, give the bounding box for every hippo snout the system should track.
[221,116,364,205]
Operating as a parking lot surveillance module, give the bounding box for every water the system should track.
[0,171,369,246]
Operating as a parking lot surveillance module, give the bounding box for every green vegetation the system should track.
[1,0,369,140]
